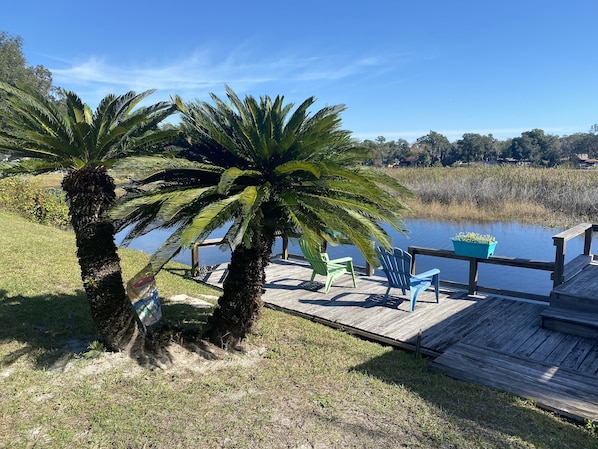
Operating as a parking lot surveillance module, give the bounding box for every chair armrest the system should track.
[329,256,353,264]
[412,268,440,280]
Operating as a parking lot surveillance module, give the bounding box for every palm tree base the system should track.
[205,238,271,349]
[63,166,143,352]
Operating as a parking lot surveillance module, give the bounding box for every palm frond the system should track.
[217,167,261,194]
[0,158,64,176]
[180,194,242,247]
[0,84,175,171]
[0,82,75,160]
[157,186,217,222]
[273,160,322,178]
[114,155,223,181]
[147,226,186,273]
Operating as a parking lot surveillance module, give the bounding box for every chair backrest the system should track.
[377,246,412,289]
[299,237,329,275]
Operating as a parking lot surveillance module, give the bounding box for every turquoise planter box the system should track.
[451,240,497,259]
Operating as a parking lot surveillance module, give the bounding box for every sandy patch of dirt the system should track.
[59,338,267,378]
[145,340,268,375]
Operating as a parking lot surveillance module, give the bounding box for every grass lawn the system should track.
[0,211,596,448]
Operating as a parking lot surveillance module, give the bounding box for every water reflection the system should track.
[116,220,587,297]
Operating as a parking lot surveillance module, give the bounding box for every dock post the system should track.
[552,238,565,287]
[191,243,199,276]
[366,240,375,276]
[281,236,289,260]
[468,258,479,295]
[583,226,593,255]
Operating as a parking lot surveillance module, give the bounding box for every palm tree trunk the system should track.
[206,233,274,349]
[62,165,143,352]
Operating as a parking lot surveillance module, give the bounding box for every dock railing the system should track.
[191,224,597,300]
[409,223,597,300]
[191,235,375,276]
[551,223,597,286]
[407,246,554,300]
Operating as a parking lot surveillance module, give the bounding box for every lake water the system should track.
[116,220,588,297]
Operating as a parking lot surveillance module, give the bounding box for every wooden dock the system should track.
[202,257,598,422]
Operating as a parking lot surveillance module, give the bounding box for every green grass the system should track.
[0,212,596,448]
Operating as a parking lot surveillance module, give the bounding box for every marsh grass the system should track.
[9,167,596,230]
[1,212,597,448]
[388,165,598,226]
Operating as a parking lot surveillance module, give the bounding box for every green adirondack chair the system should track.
[299,237,357,293]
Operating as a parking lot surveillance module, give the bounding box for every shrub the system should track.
[0,176,70,227]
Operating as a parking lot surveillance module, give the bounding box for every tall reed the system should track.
[385,166,598,226]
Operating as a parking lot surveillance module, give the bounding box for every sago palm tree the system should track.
[0,81,177,351]
[111,86,412,349]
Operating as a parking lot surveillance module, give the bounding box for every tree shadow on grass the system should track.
[0,289,97,370]
[0,288,218,371]
[351,350,597,448]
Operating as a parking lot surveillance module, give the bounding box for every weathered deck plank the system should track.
[578,342,598,374]
[442,301,510,348]
[430,343,598,421]
[527,331,571,361]
[544,333,588,366]
[561,338,598,371]
[553,263,598,300]
[202,257,598,421]
[484,301,546,352]
[512,326,551,357]
[501,306,546,349]
[421,297,515,352]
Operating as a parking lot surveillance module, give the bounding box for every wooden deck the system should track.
[201,257,598,422]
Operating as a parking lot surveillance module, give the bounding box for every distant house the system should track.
[575,154,598,169]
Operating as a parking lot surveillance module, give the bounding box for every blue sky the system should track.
[4,1,598,142]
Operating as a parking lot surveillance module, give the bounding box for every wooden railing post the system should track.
[583,226,593,255]
[552,237,565,287]
[552,223,596,287]
[365,240,375,276]
[468,258,479,295]
[409,247,416,275]
[282,236,289,260]
[191,243,199,276]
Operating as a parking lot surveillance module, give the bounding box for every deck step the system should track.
[549,292,598,314]
[551,263,598,310]
[430,342,598,422]
[544,262,598,337]
[541,307,598,339]
[557,254,593,284]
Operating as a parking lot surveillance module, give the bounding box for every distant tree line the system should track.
[361,128,598,168]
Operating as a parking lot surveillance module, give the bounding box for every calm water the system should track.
[116,220,588,297]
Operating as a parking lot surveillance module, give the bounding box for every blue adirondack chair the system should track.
[299,237,357,293]
[376,246,440,312]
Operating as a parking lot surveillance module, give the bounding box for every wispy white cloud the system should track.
[49,48,391,106]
